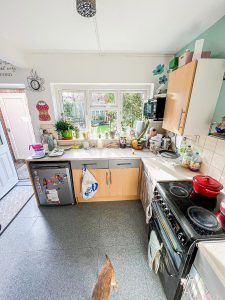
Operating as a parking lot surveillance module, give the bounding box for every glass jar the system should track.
[189,152,202,172]
[179,137,187,156]
[181,145,193,168]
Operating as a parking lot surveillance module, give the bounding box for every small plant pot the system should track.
[62,129,73,140]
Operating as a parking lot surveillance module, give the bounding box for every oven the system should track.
[149,201,186,300]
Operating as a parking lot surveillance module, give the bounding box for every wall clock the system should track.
[27,69,45,92]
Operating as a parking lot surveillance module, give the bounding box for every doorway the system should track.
[0,91,35,160]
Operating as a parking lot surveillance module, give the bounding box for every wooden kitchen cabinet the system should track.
[163,60,197,135]
[109,168,140,200]
[72,169,110,203]
[163,59,225,136]
[72,159,140,202]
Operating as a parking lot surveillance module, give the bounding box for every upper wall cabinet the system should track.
[163,59,225,136]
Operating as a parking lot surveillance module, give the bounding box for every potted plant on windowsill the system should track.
[55,119,74,140]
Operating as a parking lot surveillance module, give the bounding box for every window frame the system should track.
[53,83,153,137]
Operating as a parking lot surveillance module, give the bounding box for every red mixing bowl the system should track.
[192,175,223,197]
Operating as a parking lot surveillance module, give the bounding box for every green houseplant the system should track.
[55,119,74,140]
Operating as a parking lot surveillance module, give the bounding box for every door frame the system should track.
[0,120,18,199]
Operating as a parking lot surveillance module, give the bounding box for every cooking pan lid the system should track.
[193,175,223,192]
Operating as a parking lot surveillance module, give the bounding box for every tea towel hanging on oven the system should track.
[148,230,163,273]
[81,166,98,200]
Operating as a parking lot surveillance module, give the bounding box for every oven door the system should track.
[149,208,185,300]
[149,219,180,300]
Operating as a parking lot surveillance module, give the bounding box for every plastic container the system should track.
[189,152,202,172]
[181,145,193,168]
[178,50,193,67]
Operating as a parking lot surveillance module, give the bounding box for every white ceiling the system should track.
[0,0,225,54]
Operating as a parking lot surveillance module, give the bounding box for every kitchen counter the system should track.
[26,148,155,161]
[26,148,198,182]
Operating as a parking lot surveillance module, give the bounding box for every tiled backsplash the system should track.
[186,135,225,187]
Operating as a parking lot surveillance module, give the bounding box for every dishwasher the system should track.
[30,162,75,205]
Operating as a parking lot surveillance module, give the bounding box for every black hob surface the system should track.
[157,181,225,237]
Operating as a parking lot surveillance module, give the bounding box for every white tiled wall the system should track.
[187,136,225,187]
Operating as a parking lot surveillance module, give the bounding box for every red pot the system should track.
[192,175,223,197]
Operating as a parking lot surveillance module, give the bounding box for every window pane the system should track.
[122,93,144,130]
[62,92,86,130]
[91,92,115,106]
[91,110,117,138]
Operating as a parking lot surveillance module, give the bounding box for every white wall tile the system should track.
[202,149,213,165]
[220,168,225,189]
[215,139,225,157]
[208,166,222,181]
[197,135,206,148]
[200,162,209,175]
[211,153,225,171]
[204,136,217,151]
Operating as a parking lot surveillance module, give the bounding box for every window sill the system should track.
[57,138,120,147]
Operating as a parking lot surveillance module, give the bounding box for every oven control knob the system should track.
[164,207,170,214]
[167,213,173,220]
[161,202,167,208]
[178,232,186,244]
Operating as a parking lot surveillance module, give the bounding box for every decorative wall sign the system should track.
[27,69,45,92]
[36,101,51,121]
[0,60,16,77]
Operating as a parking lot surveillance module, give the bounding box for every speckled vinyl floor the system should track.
[0,184,34,233]
[0,198,166,300]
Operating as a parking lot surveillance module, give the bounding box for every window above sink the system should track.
[54,84,153,138]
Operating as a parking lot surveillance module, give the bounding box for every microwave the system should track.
[143,95,166,120]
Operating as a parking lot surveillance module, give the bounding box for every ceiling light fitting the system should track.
[76,0,96,18]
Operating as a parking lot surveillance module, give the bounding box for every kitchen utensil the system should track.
[192,175,223,197]
[161,137,171,150]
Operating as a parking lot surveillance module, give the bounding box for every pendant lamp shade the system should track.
[76,0,96,18]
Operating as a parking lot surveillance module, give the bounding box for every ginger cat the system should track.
[92,255,118,300]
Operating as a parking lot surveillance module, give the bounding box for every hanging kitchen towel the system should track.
[148,230,163,274]
[81,166,98,200]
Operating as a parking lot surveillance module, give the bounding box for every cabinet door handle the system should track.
[178,110,185,130]
[106,171,108,185]
[109,170,112,184]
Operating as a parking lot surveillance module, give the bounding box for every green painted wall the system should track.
[177,15,225,123]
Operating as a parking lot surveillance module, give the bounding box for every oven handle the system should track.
[155,215,183,258]
[159,249,177,277]
[153,217,181,275]
[153,204,183,258]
